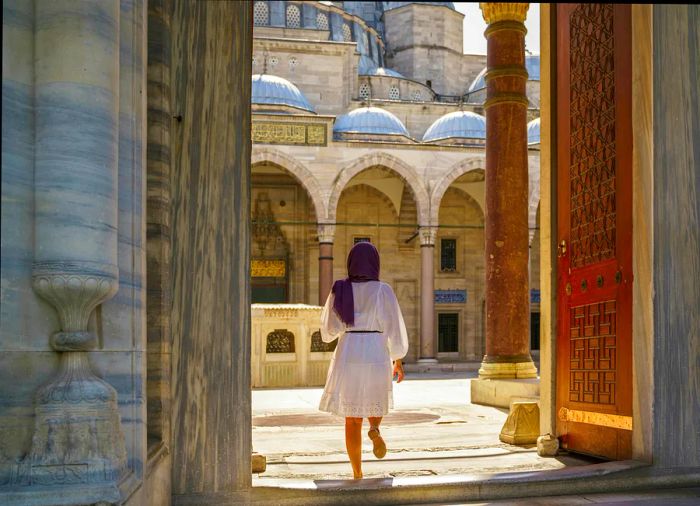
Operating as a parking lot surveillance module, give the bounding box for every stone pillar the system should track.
[318,224,335,305]
[478,3,537,379]
[419,227,437,362]
[26,0,127,501]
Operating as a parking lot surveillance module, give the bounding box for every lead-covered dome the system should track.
[468,54,541,93]
[423,111,486,144]
[334,106,410,137]
[527,117,540,145]
[252,74,315,113]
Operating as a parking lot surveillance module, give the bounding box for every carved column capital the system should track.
[33,261,118,350]
[317,223,336,244]
[479,2,529,24]
[419,226,437,246]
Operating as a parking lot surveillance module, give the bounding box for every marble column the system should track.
[419,227,437,362]
[478,3,537,379]
[318,224,335,305]
[26,0,127,501]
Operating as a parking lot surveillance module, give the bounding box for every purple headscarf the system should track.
[332,242,380,326]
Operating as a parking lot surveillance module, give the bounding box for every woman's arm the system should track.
[320,292,345,342]
[381,283,409,360]
[392,359,405,383]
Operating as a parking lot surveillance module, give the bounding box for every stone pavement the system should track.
[252,371,596,482]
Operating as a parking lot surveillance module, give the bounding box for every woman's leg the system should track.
[345,417,363,478]
[368,416,383,430]
[367,416,386,458]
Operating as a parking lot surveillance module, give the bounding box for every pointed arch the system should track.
[328,152,430,225]
[251,147,327,220]
[430,157,486,226]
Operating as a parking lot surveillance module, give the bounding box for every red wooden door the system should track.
[556,3,633,460]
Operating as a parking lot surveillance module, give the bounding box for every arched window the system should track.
[253,1,269,26]
[359,82,370,99]
[389,86,400,100]
[286,4,301,28]
[288,56,298,71]
[412,90,422,101]
[342,23,352,42]
[316,12,329,30]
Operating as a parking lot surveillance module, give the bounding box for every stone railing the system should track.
[251,304,335,388]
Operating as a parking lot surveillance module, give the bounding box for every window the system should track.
[440,238,457,272]
[353,237,371,244]
[389,86,400,100]
[412,90,422,101]
[286,4,301,28]
[530,312,540,350]
[253,1,269,26]
[342,23,352,42]
[359,82,370,99]
[269,56,278,69]
[316,12,329,30]
[288,56,298,71]
[438,313,459,353]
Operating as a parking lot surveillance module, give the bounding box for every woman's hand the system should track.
[392,359,405,383]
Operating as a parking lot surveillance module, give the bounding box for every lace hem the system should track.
[318,391,393,418]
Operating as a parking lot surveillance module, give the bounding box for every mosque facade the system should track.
[250,0,542,363]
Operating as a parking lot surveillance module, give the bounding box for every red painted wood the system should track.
[555,3,633,460]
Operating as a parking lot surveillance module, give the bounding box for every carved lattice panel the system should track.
[310,330,336,353]
[568,3,617,268]
[266,329,295,353]
[569,301,616,404]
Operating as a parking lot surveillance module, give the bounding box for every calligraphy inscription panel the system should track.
[252,122,327,146]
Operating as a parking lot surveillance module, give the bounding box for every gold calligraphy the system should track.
[252,122,327,146]
[251,259,286,278]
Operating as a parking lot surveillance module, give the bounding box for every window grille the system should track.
[286,4,301,28]
[253,1,269,26]
[412,90,422,101]
[359,82,370,99]
[389,86,400,100]
[438,313,459,353]
[269,56,278,68]
[440,238,457,272]
[353,237,371,244]
[342,23,352,42]
[316,12,329,30]
[289,56,298,71]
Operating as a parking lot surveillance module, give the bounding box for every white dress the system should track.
[318,281,409,418]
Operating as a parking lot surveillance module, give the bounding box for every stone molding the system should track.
[317,223,336,243]
[252,146,328,220]
[480,3,530,24]
[328,151,430,225]
[419,226,437,246]
[478,360,538,379]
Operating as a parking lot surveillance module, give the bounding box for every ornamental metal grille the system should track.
[310,330,337,352]
[568,3,617,269]
[286,5,301,28]
[289,56,298,71]
[342,24,352,42]
[389,86,400,100]
[266,329,295,353]
[438,313,459,353]
[316,12,329,30]
[253,1,269,26]
[440,238,457,272]
[359,83,370,99]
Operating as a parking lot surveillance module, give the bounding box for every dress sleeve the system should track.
[320,292,345,342]
[380,283,409,360]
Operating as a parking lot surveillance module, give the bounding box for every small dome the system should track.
[252,74,314,113]
[423,111,486,142]
[362,67,405,78]
[527,117,540,145]
[334,106,410,136]
[468,54,541,92]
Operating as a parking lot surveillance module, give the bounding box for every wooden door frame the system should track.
[538,3,655,463]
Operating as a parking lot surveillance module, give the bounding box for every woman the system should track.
[318,241,409,479]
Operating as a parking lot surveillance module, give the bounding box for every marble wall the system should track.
[652,4,700,469]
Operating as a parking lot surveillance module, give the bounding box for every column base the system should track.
[478,359,538,379]
[416,358,438,363]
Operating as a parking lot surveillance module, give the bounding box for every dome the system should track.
[423,111,486,142]
[468,54,541,92]
[527,117,540,145]
[334,107,410,136]
[361,67,405,78]
[252,74,315,113]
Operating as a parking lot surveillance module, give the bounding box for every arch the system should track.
[251,147,327,220]
[430,157,486,226]
[328,152,430,225]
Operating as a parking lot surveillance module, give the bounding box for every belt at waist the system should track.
[346,330,381,333]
